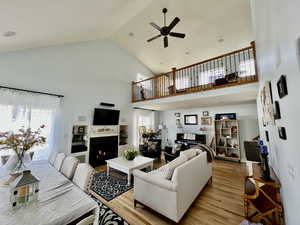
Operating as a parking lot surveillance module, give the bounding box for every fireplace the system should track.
[89,136,118,167]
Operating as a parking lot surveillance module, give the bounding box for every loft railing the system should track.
[132,42,258,102]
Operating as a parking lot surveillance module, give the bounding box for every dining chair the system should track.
[73,163,95,193]
[48,151,58,166]
[76,215,95,225]
[61,156,79,179]
[53,153,66,171]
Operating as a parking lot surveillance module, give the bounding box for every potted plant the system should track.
[123,148,139,161]
[0,125,46,174]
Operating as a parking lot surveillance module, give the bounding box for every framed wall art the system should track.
[260,81,275,125]
[202,111,209,116]
[184,115,198,125]
[278,127,287,140]
[274,101,281,120]
[201,117,212,126]
[277,75,288,99]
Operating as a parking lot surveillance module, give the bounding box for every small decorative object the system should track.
[274,101,281,120]
[176,119,182,128]
[123,148,138,161]
[0,125,46,174]
[215,113,236,120]
[140,85,145,100]
[10,170,40,209]
[265,130,269,142]
[184,115,198,125]
[202,111,209,116]
[201,117,212,126]
[259,144,272,181]
[199,127,208,131]
[174,112,181,117]
[278,127,287,140]
[277,75,288,99]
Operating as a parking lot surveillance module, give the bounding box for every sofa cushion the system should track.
[180,149,197,160]
[149,155,188,180]
[149,165,169,179]
[164,155,188,180]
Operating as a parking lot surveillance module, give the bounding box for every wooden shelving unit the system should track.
[119,125,128,146]
[214,119,241,162]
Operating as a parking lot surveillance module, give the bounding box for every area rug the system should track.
[90,169,133,201]
[93,197,130,225]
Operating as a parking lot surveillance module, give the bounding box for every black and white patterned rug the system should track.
[93,197,130,225]
[90,170,133,201]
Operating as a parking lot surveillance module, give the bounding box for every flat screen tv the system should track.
[93,108,120,125]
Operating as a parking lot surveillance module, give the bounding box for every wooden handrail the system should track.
[132,42,258,102]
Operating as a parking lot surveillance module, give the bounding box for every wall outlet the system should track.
[287,163,295,180]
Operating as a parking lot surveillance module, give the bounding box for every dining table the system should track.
[0,160,99,225]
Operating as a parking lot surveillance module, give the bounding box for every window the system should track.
[0,89,60,161]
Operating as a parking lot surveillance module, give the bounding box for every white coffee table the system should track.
[106,156,154,185]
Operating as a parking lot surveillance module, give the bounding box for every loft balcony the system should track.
[132,42,258,103]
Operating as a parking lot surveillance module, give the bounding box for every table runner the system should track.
[0,160,99,225]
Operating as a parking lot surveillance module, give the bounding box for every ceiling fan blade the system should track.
[150,22,162,31]
[164,36,168,48]
[169,32,186,38]
[147,34,162,42]
[168,17,180,32]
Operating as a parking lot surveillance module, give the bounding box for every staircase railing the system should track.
[132,42,258,102]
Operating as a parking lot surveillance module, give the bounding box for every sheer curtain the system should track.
[133,109,155,148]
[0,88,61,161]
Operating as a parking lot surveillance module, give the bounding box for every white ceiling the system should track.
[111,0,253,74]
[0,0,253,74]
[0,0,152,52]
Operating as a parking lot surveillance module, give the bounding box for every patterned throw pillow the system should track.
[148,141,158,151]
[150,155,188,180]
[180,149,197,160]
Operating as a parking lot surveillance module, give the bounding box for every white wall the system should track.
[159,103,259,161]
[251,0,300,224]
[0,39,152,153]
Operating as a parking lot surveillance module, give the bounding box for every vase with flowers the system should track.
[123,148,139,161]
[0,125,46,174]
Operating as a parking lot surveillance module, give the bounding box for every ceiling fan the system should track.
[147,8,186,48]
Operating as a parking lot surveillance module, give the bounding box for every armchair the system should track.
[139,139,162,161]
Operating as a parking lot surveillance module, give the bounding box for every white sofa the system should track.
[133,151,212,223]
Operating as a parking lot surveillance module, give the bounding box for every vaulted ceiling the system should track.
[0,0,253,74]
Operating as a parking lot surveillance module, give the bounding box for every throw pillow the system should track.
[164,155,188,180]
[172,143,182,154]
[148,141,158,151]
[180,149,197,160]
[149,165,170,179]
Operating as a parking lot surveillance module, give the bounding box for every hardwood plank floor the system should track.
[93,160,247,225]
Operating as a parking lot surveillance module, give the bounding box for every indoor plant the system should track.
[0,125,46,173]
[123,148,139,161]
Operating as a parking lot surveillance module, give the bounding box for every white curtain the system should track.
[133,109,155,148]
[0,88,61,161]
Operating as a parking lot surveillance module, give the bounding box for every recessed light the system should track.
[3,31,16,37]
[129,32,134,37]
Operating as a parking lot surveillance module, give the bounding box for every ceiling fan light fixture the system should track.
[147,8,186,48]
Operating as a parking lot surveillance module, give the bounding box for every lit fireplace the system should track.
[89,136,118,167]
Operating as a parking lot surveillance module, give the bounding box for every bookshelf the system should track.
[214,119,241,162]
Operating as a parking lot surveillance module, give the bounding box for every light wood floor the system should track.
[93,160,247,225]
